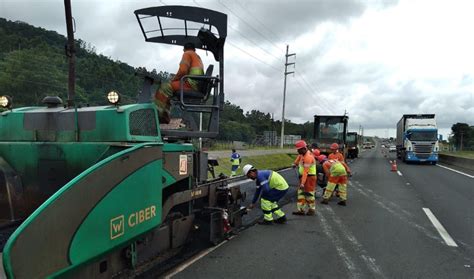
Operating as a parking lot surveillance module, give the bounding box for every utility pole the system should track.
[280,45,295,148]
[460,131,464,151]
[64,0,76,107]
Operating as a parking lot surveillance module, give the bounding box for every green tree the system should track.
[451,123,473,150]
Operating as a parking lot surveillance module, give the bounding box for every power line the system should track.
[193,0,282,61]
[227,25,282,61]
[234,0,283,43]
[227,41,280,72]
[298,74,336,114]
[217,0,283,52]
[293,76,332,115]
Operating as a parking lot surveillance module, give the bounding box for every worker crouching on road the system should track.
[244,164,289,225]
[292,140,317,216]
[321,159,351,206]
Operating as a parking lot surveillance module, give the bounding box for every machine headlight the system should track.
[107,91,120,105]
[0,95,12,109]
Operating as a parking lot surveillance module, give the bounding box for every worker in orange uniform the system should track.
[328,143,345,162]
[321,159,351,206]
[292,140,317,215]
[154,42,204,123]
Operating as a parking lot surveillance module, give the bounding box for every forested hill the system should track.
[0,18,313,141]
[0,17,166,106]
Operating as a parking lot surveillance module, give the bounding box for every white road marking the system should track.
[324,207,386,278]
[163,236,236,278]
[397,170,403,176]
[352,182,472,249]
[406,182,410,186]
[351,185,440,242]
[422,208,458,247]
[436,164,474,179]
[319,213,361,278]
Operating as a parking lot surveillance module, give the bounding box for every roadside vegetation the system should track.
[0,18,314,145]
[210,153,294,178]
[440,151,474,159]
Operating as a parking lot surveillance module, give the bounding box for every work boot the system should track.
[274,216,287,224]
[337,200,347,206]
[321,199,329,205]
[258,220,273,225]
[306,209,316,216]
[292,210,305,216]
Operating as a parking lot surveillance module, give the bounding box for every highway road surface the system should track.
[168,144,474,279]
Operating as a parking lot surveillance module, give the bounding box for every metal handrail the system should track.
[179,75,220,109]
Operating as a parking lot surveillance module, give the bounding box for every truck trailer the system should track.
[396,114,439,164]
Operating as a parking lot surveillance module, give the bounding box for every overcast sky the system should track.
[1,0,473,138]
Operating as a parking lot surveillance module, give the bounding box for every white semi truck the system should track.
[396,114,439,164]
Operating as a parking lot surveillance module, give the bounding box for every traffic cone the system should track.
[391,160,398,172]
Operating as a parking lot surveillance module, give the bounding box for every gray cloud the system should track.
[1,0,472,138]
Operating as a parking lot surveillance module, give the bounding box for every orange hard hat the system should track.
[313,149,321,157]
[330,143,339,150]
[295,140,307,149]
[317,154,327,162]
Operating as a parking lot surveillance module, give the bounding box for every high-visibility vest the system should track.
[269,171,289,191]
[181,51,204,89]
[330,161,347,176]
[231,153,241,166]
[298,152,316,176]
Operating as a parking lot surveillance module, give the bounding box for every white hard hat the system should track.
[242,164,254,175]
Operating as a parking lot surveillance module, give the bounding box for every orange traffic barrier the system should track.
[390,160,398,172]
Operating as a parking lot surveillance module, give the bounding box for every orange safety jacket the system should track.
[328,151,345,162]
[294,150,316,186]
[323,159,351,179]
[172,50,204,89]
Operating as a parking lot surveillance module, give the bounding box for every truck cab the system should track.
[396,114,439,164]
[346,132,359,158]
[313,115,349,158]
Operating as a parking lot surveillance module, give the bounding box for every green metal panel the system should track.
[2,143,163,278]
[0,104,162,143]
[163,143,194,152]
[0,142,125,217]
[69,159,162,264]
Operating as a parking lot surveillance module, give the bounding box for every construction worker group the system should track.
[243,140,351,224]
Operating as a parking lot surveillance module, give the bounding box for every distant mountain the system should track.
[0,18,312,142]
[0,17,167,106]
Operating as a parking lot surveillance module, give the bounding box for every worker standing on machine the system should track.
[292,140,317,216]
[154,42,204,123]
[230,149,241,177]
[321,159,351,206]
[244,165,289,225]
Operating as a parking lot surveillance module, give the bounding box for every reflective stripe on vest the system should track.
[298,159,316,176]
[330,162,347,176]
[187,67,204,89]
[269,171,289,191]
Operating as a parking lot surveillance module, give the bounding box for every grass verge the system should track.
[210,153,295,178]
[440,151,474,159]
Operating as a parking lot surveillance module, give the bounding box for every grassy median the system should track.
[440,151,474,159]
[210,153,295,178]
